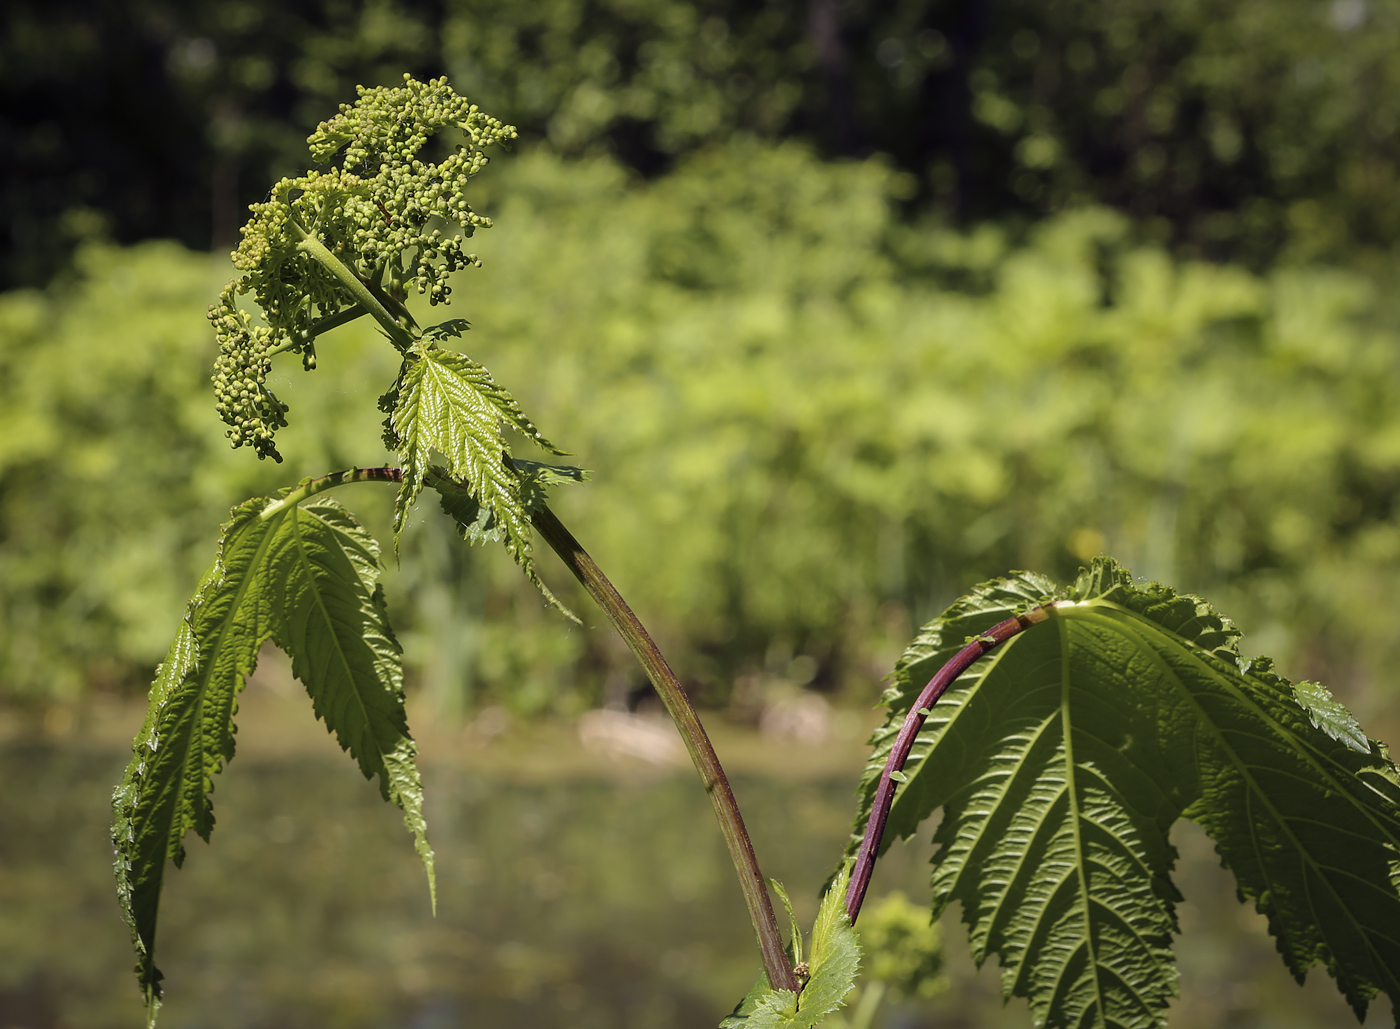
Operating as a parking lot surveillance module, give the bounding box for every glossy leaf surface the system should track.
[391,341,571,610]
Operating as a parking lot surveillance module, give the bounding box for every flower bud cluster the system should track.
[303,74,515,305]
[211,75,516,457]
[209,283,289,461]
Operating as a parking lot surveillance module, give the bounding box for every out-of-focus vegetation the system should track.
[5,0,1400,286]
[1,722,1385,1028]
[4,143,1400,725]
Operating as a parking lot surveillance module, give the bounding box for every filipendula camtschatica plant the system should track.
[114,75,1400,1029]
[112,74,810,1028]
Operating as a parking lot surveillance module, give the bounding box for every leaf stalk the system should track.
[258,466,403,520]
[844,604,1054,923]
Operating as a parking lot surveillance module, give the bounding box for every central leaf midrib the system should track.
[1056,610,1110,1029]
[289,505,390,780]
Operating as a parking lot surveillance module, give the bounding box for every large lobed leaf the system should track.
[111,491,431,1022]
[846,558,1400,1028]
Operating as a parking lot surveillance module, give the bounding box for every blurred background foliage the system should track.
[4,5,1400,1028]
[2,0,1400,734]
[3,143,1400,733]
[6,0,1400,287]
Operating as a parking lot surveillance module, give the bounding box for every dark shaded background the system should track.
[5,0,1400,289]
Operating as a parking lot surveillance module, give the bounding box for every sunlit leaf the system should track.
[721,868,861,1028]
[111,491,430,1023]
[391,342,573,614]
[847,557,1400,1028]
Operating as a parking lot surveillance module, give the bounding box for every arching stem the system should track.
[844,604,1056,924]
[531,503,800,994]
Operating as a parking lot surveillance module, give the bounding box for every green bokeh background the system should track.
[2,1,1400,1026]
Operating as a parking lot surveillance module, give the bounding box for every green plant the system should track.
[111,76,1400,1029]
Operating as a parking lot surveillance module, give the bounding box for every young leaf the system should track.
[111,491,430,1020]
[847,558,1400,1028]
[392,341,571,611]
[721,868,862,1028]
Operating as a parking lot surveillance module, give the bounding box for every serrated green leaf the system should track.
[433,463,507,547]
[422,318,471,340]
[262,497,433,901]
[430,468,580,622]
[769,878,804,966]
[432,458,589,549]
[111,492,430,1022]
[848,557,1400,1028]
[720,869,862,1029]
[508,457,590,487]
[391,343,574,616]
[805,867,863,1018]
[1292,678,1371,754]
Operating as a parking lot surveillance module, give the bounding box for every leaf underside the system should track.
[721,868,862,1028]
[846,558,1400,1029]
[390,341,574,615]
[111,492,432,1021]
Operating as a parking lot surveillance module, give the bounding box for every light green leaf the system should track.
[111,491,430,1021]
[430,467,580,622]
[391,342,571,613]
[1292,678,1371,754]
[848,557,1400,1028]
[770,878,804,966]
[721,869,862,1028]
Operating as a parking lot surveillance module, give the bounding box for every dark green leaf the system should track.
[111,491,430,1022]
[849,558,1400,1028]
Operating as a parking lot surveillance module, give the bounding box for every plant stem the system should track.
[265,305,371,358]
[258,466,402,520]
[288,220,417,350]
[844,604,1054,924]
[531,502,800,994]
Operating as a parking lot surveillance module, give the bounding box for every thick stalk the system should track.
[531,503,800,994]
[287,220,417,350]
[844,604,1054,924]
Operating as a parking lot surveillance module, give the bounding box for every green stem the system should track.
[258,466,402,520]
[287,220,417,350]
[265,306,371,359]
[530,503,800,995]
[362,271,418,329]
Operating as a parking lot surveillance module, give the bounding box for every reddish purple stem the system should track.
[844,604,1053,923]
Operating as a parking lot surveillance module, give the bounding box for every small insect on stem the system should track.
[375,199,394,226]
